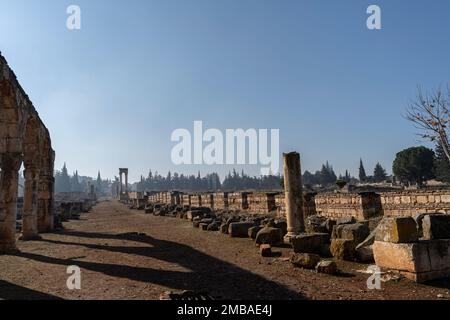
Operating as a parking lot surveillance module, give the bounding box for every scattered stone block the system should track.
[316,260,338,275]
[321,219,337,234]
[336,217,356,226]
[220,223,228,234]
[193,221,201,228]
[290,253,321,269]
[305,215,328,233]
[207,222,219,232]
[248,226,263,239]
[356,245,374,262]
[199,223,209,231]
[260,244,272,257]
[291,233,330,254]
[422,214,450,240]
[373,240,450,283]
[330,239,357,261]
[255,227,283,246]
[332,223,370,243]
[375,217,418,243]
[229,222,255,238]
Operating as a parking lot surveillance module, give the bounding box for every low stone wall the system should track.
[201,193,214,210]
[228,192,251,211]
[380,190,450,217]
[214,192,228,211]
[315,192,382,220]
[190,194,202,207]
[181,194,191,207]
[248,192,278,215]
[146,188,450,220]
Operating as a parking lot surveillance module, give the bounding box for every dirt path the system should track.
[0,199,449,300]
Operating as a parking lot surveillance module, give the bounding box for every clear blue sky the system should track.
[1,0,449,181]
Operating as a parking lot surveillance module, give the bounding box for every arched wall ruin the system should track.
[0,52,55,252]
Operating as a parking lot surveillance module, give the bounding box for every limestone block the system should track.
[291,233,330,254]
[375,217,418,243]
[316,260,338,275]
[290,253,321,269]
[255,227,283,246]
[422,214,450,240]
[228,222,254,238]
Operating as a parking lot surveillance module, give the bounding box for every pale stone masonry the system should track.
[0,53,55,252]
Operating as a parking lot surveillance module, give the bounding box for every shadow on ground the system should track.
[0,280,63,300]
[12,230,305,300]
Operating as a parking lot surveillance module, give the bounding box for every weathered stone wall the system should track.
[228,192,251,211]
[379,190,450,217]
[248,192,278,214]
[214,192,228,211]
[315,192,382,220]
[201,193,214,210]
[190,194,202,207]
[181,194,191,207]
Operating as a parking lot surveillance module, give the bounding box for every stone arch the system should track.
[0,52,55,252]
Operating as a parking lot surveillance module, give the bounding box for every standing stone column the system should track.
[37,175,55,233]
[0,153,22,252]
[119,174,123,195]
[21,166,40,240]
[283,152,305,244]
[125,172,128,193]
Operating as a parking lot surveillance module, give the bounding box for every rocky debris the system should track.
[422,214,450,240]
[332,223,370,243]
[274,220,288,235]
[187,210,204,221]
[255,227,283,246]
[336,217,356,226]
[321,219,337,234]
[375,217,418,243]
[248,226,263,239]
[305,215,328,233]
[356,245,374,262]
[228,222,255,238]
[290,253,321,269]
[330,223,370,261]
[330,239,358,261]
[144,204,154,214]
[207,222,220,232]
[260,244,272,257]
[199,223,209,231]
[291,233,330,254]
[315,260,338,275]
[220,223,228,234]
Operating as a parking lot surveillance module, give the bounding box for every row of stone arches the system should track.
[0,53,55,253]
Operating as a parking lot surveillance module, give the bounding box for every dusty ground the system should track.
[1,199,450,300]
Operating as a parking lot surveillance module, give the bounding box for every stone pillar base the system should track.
[284,233,300,245]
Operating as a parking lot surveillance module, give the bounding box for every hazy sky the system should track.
[1,0,449,181]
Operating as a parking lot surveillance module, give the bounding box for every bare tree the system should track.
[405,87,450,162]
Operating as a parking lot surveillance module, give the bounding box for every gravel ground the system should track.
[1,199,450,300]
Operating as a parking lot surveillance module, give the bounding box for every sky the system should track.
[1,0,450,182]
